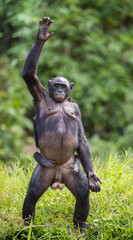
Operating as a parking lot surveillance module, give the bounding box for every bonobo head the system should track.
[47,76,74,102]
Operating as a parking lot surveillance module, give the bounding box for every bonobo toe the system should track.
[80,223,90,234]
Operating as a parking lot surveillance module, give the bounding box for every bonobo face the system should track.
[48,77,74,102]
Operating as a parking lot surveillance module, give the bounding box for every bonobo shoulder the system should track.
[67,97,74,103]
[74,103,82,118]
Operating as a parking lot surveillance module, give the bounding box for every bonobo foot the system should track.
[74,222,89,234]
[23,216,32,226]
[33,152,55,168]
[37,17,54,42]
[88,171,102,192]
[80,223,90,234]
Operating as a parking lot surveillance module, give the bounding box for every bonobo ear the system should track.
[70,82,74,93]
[47,80,52,90]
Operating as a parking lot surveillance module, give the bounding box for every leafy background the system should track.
[0,1,133,239]
[1,0,133,161]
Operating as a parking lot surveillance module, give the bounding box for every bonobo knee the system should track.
[76,186,89,202]
[75,171,89,201]
[76,183,89,202]
[26,185,42,203]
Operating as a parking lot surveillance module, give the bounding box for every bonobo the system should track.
[22,17,102,234]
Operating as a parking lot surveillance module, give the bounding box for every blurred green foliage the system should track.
[0,0,133,160]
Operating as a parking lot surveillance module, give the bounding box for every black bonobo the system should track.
[22,17,102,234]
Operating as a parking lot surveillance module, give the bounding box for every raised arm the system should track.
[75,105,102,192]
[22,17,54,101]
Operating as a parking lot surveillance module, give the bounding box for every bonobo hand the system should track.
[42,158,55,168]
[68,164,79,173]
[88,171,102,192]
[37,17,54,42]
[33,152,55,168]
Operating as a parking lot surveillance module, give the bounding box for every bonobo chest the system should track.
[34,96,79,145]
[38,97,76,121]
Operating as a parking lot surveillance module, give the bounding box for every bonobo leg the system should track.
[63,167,89,234]
[23,164,55,223]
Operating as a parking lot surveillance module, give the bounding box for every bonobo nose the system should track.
[58,89,63,93]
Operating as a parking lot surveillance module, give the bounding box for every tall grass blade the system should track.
[27,219,33,240]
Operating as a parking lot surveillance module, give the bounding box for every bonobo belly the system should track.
[39,120,78,165]
[39,132,78,164]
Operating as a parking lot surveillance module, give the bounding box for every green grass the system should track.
[0,150,133,240]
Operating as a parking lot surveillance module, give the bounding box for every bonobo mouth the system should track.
[54,95,65,102]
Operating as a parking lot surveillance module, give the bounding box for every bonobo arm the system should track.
[22,17,54,101]
[33,152,55,168]
[75,105,102,192]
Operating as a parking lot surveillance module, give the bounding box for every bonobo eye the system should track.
[62,84,66,88]
[54,83,59,88]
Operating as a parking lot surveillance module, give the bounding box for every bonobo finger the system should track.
[90,188,95,192]
[39,19,43,25]
[89,180,101,192]
[67,165,75,172]
[48,161,54,166]
[49,164,54,168]
[93,173,102,184]
[89,182,95,192]
[48,32,54,39]
[95,175,102,184]
[94,183,101,192]
[97,184,101,192]
[50,160,55,164]
[47,19,54,26]
[67,165,73,169]
[49,162,55,168]
[50,162,54,166]
[98,178,102,184]
[42,17,50,23]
